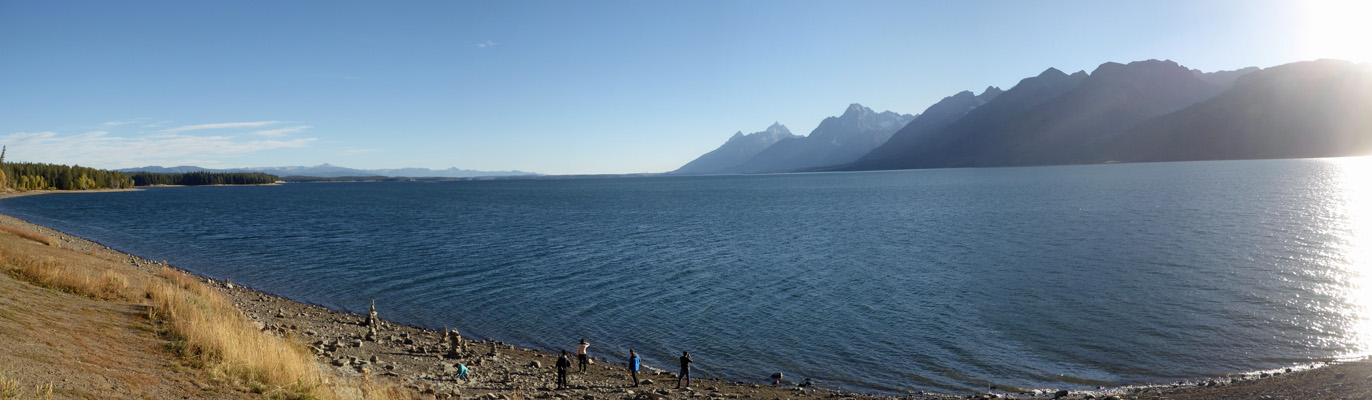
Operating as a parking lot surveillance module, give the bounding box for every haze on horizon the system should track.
[2,0,1369,175]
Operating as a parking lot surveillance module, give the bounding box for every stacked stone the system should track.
[366,300,379,341]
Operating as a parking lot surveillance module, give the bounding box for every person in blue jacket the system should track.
[629,349,641,387]
[455,363,470,381]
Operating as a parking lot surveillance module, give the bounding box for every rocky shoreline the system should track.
[1,190,1369,399]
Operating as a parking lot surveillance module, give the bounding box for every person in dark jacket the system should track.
[676,351,693,389]
[556,350,572,388]
[629,349,641,387]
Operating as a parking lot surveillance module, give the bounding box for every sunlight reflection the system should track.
[1329,156,1372,359]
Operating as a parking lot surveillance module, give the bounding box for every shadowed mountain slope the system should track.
[1102,59,1372,162]
[842,87,1003,170]
[846,67,1089,170]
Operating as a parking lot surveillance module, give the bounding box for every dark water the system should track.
[4,159,1369,394]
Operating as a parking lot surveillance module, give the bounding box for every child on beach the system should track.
[455,363,469,381]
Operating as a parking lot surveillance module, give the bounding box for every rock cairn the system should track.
[366,299,379,341]
[446,329,465,359]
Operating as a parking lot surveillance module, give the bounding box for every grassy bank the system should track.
[0,221,412,399]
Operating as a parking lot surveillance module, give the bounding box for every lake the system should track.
[3,158,1369,394]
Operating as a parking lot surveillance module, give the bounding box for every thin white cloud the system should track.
[71,131,109,140]
[477,41,498,48]
[161,121,283,133]
[144,120,173,128]
[253,125,312,137]
[4,131,58,143]
[0,129,316,168]
[103,118,149,127]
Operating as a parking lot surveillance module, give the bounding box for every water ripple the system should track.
[0,159,1367,395]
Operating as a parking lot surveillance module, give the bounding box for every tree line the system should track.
[1,162,136,191]
[128,171,279,186]
[0,148,279,190]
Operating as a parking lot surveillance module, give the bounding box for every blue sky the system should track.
[1,1,1366,174]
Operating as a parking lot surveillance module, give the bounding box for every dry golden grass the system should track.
[0,370,53,400]
[0,225,57,247]
[0,229,415,400]
[0,247,141,302]
[147,267,325,398]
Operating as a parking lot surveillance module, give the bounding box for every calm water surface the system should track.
[4,158,1370,394]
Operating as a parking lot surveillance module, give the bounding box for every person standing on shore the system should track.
[676,351,693,389]
[556,350,572,388]
[577,339,590,372]
[629,349,641,387]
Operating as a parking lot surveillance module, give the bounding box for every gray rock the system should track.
[530,361,543,368]
[1054,390,1070,398]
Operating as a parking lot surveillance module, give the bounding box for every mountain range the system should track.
[673,123,799,174]
[672,105,915,174]
[675,58,1372,174]
[723,104,915,173]
[121,164,538,178]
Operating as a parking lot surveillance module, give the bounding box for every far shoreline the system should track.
[0,188,1368,399]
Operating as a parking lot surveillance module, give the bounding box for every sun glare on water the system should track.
[1330,156,1372,358]
[1297,1,1372,63]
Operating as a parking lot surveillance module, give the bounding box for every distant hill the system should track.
[721,104,914,173]
[120,164,538,178]
[673,123,798,174]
